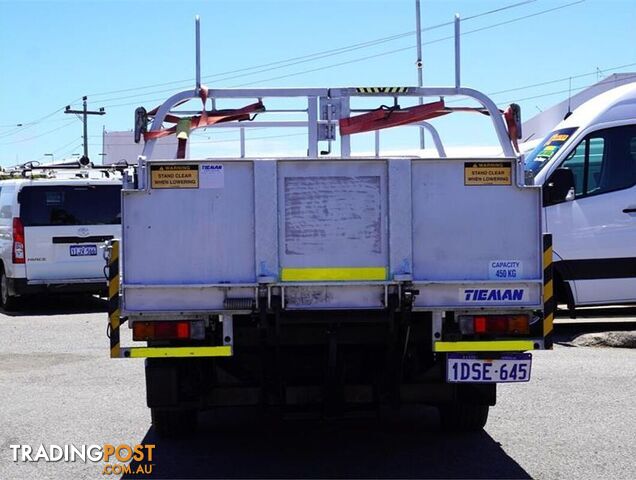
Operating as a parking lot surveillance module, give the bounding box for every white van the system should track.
[525,82,636,312]
[0,172,121,310]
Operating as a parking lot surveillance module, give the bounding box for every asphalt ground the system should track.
[0,297,634,479]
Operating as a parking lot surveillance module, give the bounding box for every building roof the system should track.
[521,73,636,143]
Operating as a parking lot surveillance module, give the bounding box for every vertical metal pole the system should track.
[307,97,318,158]
[240,127,246,158]
[415,0,425,149]
[454,14,461,90]
[374,130,380,157]
[82,96,88,159]
[195,15,201,93]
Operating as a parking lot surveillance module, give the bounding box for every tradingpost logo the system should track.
[10,443,156,476]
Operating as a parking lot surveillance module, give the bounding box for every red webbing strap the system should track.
[143,88,264,141]
[339,100,447,135]
[503,106,520,153]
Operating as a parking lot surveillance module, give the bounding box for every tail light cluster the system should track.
[12,217,25,264]
[133,320,205,341]
[459,314,530,335]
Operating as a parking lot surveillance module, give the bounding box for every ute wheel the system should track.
[439,403,489,432]
[0,268,18,311]
[151,408,197,437]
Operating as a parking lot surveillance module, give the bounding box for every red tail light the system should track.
[133,320,204,341]
[459,314,530,335]
[12,217,25,264]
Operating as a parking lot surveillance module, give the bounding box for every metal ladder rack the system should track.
[138,16,518,162]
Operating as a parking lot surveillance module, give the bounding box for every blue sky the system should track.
[1,0,635,164]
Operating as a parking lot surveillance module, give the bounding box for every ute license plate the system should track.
[447,353,532,383]
[69,245,97,257]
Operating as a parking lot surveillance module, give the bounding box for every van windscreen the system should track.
[525,127,578,175]
[19,185,121,227]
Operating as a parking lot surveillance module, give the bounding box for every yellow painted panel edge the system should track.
[281,267,387,282]
[122,346,232,358]
[434,340,535,353]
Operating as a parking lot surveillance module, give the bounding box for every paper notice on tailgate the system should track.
[150,164,199,189]
[464,161,512,186]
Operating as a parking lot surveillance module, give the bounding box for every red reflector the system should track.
[474,316,487,333]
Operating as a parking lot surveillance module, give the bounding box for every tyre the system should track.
[438,402,489,432]
[0,268,18,311]
[151,408,197,437]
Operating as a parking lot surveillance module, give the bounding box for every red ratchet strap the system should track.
[339,100,447,135]
[143,88,265,141]
[503,105,520,153]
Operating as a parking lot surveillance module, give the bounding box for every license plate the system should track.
[69,245,98,257]
[447,353,532,383]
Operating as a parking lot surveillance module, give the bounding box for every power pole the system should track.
[64,96,105,164]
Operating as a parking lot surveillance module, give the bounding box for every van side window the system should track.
[0,186,14,220]
[559,125,636,198]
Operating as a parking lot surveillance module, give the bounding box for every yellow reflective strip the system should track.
[109,310,120,329]
[281,267,387,281]
[110,240,119,264]
[110,345,120,359]
[544,313,554,334]
[434,340,535,352]
[108,280,119,299]
[124,346,232,358]
[543,247,553,269]
[544,279,553,302]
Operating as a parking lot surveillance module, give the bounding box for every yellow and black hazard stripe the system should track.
[543,233,554,349]
[356,87,409,94]
[108,240,121,359]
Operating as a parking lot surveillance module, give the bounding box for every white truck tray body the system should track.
[121,157,542,314]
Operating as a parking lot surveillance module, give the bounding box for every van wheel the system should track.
[0,269,18,311]
[438,403,489,432]
[151,408,197,437]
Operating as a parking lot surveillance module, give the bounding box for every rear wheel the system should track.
[151,408,198,437]
[0,268,18,311]
[438,402,489,431]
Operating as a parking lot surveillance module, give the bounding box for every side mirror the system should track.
[544,168,575,206]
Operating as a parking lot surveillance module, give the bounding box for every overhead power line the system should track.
[0,119,77,146]
[86,0,537,100]
[98,0,585,110]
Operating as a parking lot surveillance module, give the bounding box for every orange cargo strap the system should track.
[143,86,265,141]
[339,100,447,135]
[503,104,521,153]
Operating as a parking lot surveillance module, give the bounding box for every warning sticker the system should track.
[464,162,512,186]
[150,164,199,189]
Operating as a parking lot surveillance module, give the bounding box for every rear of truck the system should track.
[109,151,550,435]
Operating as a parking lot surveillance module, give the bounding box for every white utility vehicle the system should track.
[107,18,552,436]
[0,163,122,309]
[525,82,636,312]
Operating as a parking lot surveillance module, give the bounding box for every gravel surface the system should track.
[0,297,634,479]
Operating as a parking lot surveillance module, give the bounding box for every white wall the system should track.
[101,130,187,165]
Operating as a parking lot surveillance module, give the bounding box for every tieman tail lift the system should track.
[106,16,552,436]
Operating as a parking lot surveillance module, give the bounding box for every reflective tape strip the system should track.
[355,87,409,94]
[108,240,121,359]
[433,340,535,352]
[280,267,387,281]
[543,233,554,348]
[120,346,232,358]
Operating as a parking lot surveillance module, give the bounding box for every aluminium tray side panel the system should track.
[411,159,542,308]
[123,161,255,288]
[412,159,541,281]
